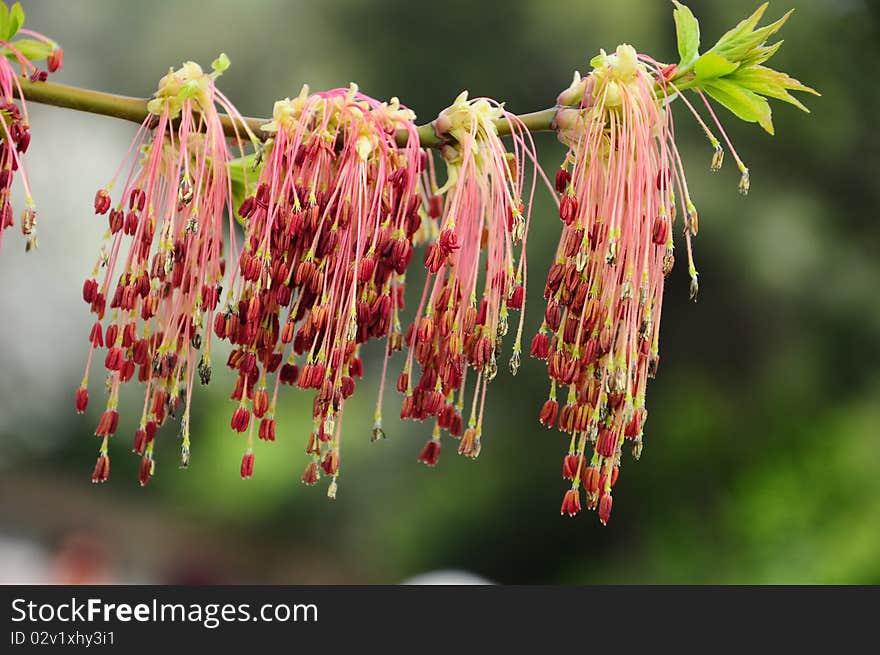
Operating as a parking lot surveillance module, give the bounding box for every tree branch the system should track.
[13,78,559,148]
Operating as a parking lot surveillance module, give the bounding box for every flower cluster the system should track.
[0,16,63,252]
[78,56,253,485]
[401,92,544,466]
[217,84,421,495]
[538,44,697,524]
[64,3,816,526]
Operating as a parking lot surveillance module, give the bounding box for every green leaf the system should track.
[710,2,769,58]
[727,65,820,112]
[6,2,23,41]
[701,78,774,134]
[694,52,739,80]
[6,38,51,62]
[672,1,700,66]
[739,40,783,68]
[0,4,9,44]
[211,52,230,75]
[711,6,793,63]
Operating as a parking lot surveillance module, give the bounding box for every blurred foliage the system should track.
[1,0,877,583]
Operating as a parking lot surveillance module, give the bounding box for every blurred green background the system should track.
[0,0,877,584]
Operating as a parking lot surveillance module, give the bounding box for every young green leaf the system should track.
[709,2,769,59]
[6,38,52,62]
[701,78,774,134]
[693,52,739,80]
[6,2,23,41]
[672,1,700,66]
[0,3,9,44]
[211,52,230,75]
[727,65,819,112]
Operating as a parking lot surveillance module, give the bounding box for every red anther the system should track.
[544,302,562,331]
[104,347,123,371]
[530,332,549,359]
[88,321,104,348]
[144,421,157,443]
[625,408,645,437]
[560,488,581,517]
[120,358,135,382]
[349,357,363,378]
[47,48,64,73]
[417,316,434,344]
[240,452,255,479]
[258,418,276,442]
[596,428,617,458]
[231,406,250,433]
[321,450,339,476]
[93,189,111,215]
[279,363,298,386]
[584,465,600,495]
[438,229,460,256]
[238,196,256,219]
[508,284,525,310]
[539,399,559,427]
[213,312,227,339]
[340,375,355,399]
[599,493,613,525]
[555,168,571,194]
[652,215,669,245]
[559,194,578,225]
[476,299,488,326]
[75,387,89,414]
[562,454,579,480]
[91,454,110,484]
[252,387,269,418]
[418,439,441,467]
[428,195,443,218]
[133,428,147,455]
[247,295,262,323]
[400,395,414,420]
[95,409,119,436]
[301,461,319,486]
[108,208,124,233]
[138,456,153,487]
[424,242,446,273]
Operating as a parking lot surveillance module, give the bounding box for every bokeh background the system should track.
[1,0,877,584]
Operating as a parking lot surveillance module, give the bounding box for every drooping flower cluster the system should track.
[78,56,253,485]
[217,84,421,495]
[536,44,703,525]
[0,23,63,252]
[401,92,544,466]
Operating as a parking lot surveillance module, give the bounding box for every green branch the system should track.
[13,78,559,148]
